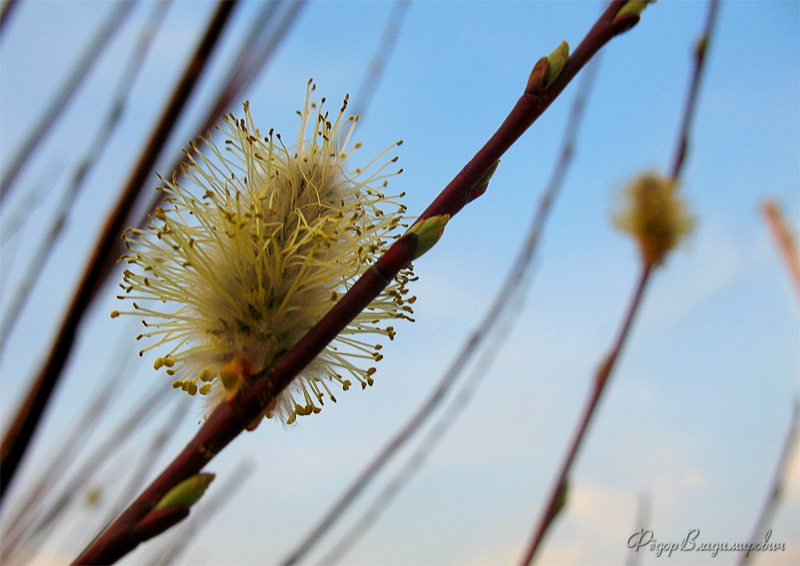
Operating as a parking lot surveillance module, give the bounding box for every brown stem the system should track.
[74,3,641,563]
[670,0,719,181]
[762,200,800,299]
[0,0,238,500]
[0,1,135,202]
[519,263,653,565]
[738,399,799,565]
[280,50,603,566]
[520,3,720,560]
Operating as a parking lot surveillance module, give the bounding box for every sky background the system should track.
[0,1,798,565]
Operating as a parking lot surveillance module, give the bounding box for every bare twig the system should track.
[73,4,643,564]
[320,290,527,564]
[762,200,800,298]
[0,0,19,38]
[0,162,62,294]
[281,52,603,566]
[518,3,719,563]
[519,263,653,565]
[1,383,171,565]
[0,1,135,202]
[0,162,61,245]
[738,400,799,565]
[0,320,135,557]
[97,396,192,534]
[0,0,238,499]
[0,0,171,353]
[670,0,719,180]
[349,0,411,121]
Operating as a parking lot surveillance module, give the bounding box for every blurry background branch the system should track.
[739,400,800,565]
[519,1,718,562]
[0,0,237,498]
[0,1,136,202]
[0,0,171,352]
[762,200,800,299]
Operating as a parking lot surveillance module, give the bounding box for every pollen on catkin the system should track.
[613,171,694,267]
[114,81,416,425]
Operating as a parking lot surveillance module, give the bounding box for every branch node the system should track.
[611,0,653,35]
[526,42,570,96]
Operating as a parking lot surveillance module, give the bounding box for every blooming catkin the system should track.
[613,171,694,267]
[112,82,416,425]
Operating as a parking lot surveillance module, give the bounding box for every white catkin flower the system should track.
[112,81,416,425]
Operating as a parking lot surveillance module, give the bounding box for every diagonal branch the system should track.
[738,399,799,565]
[0,1,135,202]
[518,2,718,563]
[72,3,644,564]
[0,0,238,500]
[762,200,800,298]
[0,0,172,353]
[280,50,603,566]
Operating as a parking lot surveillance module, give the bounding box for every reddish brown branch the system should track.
[280,51,604,566]
[0,0,19,38]
[74,3,642,563]
[519,264,653,565]
[0,0,238,500]
[762,200,800,299]
[518,2,719,562]
[671,0,719,180]
[738,400,799,565]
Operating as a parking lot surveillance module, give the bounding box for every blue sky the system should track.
[1,1,798,565]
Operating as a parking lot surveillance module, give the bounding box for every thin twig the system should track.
[0,0,19,38]
[73,4,642,564]
[320,289,527,565]
[0,320,136,558]
[762,200,800,299]
[0,1,136,202]
[0,0,172,353]
[519,264,653,565]
[670,0,719,180]
[0,162,61,244]
[97,396,192,534]
[148,460,257,566]
[738,400,800,565]
[1,384,172,565]
[0,162,62,294]
[281,52,603,566]
[349,0,411,121]
[0,0,238,499]
[518,3,719,562]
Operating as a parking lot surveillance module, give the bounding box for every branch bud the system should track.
[526,41,570,96]
[406,215,450,260]
[611,0,653,35]
[153,472,215,511]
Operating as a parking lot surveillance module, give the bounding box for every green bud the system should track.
[406,215,450,260]
[154,473,215,511]
[472,160,500,199]
[612,0,654,34]
[545,41,570,90]
[554,479,570,518]
[616,0,652,19]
